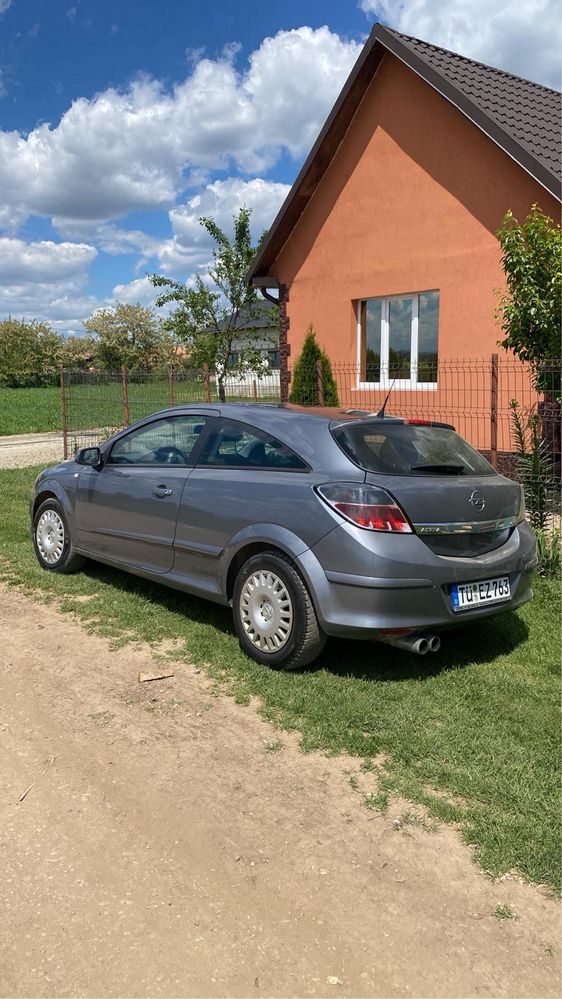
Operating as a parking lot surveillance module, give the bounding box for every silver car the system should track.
[30,404,536,669]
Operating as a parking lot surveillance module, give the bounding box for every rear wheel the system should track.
[32,499,85,574]
[232,551,326,670]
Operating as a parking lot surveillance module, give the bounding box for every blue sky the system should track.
[0,0,560,335]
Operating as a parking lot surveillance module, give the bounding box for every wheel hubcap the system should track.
[239,570,293,653]
[36,509,65,565]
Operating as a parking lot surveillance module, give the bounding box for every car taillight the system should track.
[316,483,412,533]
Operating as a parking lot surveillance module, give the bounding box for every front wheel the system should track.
[232,551,326,670]
[32,499,85,574]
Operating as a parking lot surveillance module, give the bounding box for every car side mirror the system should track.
[75,446,103,468]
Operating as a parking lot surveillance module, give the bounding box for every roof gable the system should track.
[249,25,561,282]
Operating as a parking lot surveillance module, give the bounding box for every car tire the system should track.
[232,550,326,670]
[32,498,86,574]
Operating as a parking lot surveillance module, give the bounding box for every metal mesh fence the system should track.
[59,357,560,533]
[62,365,281,453]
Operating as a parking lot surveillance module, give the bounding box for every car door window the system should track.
[108,416,208,466]
[198,418,308,470]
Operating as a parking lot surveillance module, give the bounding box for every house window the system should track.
[357,291,439,388]
[267,349,280,369]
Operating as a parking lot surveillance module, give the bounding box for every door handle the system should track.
[153,485,173,498]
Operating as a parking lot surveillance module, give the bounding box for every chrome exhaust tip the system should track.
[380,633,430,655]
[428,635,441,653]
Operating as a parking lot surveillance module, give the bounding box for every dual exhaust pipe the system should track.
[380,632,441,656]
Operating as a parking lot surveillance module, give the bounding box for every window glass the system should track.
[267,349,280,369]
[418,291,439,383]
[362,299,381,382]
[332,422,494,475]
[108,416,208,465]
[388,297,413,380]
[199,419,307,470]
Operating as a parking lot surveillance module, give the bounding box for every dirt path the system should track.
[0,585,559,999]
[0,431,64,468]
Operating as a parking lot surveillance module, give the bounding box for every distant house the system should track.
[221,300,279,369]
[248,25,561,424]
[212,299,280,392]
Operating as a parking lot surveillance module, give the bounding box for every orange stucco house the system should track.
[248,26,561,450]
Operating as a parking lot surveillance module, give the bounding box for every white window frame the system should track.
[355,291,438,391]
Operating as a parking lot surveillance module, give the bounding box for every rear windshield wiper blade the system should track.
[410,463,465,474]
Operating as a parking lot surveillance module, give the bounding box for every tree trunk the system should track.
[218,373,226,403]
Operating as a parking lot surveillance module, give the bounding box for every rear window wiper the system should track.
[410,463,465,474]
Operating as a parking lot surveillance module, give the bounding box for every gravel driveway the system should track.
[0,431,65,469]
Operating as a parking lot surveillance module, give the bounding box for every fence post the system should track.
[316,358,325,406]
[121,365,130,425]
[59,364,69,460]
[490,353,498,468]
[202,363,211,403]
[167,364,174,407]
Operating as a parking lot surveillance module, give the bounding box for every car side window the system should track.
[198,418,308,470]
[107,416,208,466]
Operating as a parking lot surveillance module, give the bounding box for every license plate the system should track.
[451,576,511,611]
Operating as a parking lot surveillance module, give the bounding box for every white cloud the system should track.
[0,0,13,13]
[0,237,96,283]
[0,236,98,331]
[0,27,360,227]
[55,219,161,261]
[360,0,562,89]
[0,279,100,333]
[110,275,156,306]
[170,177,290,241]
[106,177,291,309]
[58,177,290,280]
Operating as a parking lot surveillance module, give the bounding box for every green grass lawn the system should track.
[1,464,560,890]
[0,384,63,434]
[0,380,281,436]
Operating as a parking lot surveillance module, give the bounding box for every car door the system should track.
[172,417,337,593]
[74,414,210,573]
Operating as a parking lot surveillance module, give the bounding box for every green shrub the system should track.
[0,318,63,387]
[536,528,561,578]
[510,400,554,532]
[289,326,339,406]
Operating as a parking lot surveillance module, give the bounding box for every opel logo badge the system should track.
[469,489,486,512]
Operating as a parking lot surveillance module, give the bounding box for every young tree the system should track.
[83,303,164,370]
[149,207,272,402]
[496,206,561,392]
[60,335,97,370]
[289,326,339,406]
[0,318,63,387]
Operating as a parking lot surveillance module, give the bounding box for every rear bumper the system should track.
[297,521,537,639]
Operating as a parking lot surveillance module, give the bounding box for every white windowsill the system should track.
[353,382,438,392]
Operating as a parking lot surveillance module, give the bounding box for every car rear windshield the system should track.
[332,422,495,476]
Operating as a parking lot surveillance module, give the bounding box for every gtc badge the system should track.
[469,489,485,512]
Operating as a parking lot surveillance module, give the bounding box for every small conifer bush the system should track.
[289,326,339,406]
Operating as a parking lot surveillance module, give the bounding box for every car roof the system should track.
[142,403,410,468]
